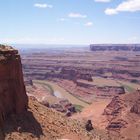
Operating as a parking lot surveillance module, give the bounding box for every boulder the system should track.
[85,120,93,131]
[130,98,140,114]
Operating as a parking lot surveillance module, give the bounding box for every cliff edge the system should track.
[0,45,28,127]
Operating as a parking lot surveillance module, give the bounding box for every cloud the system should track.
[95,0,111,2]
[59,18,67,21]
[105,0,140,15]
[68,13,87,18]
[85,22,93,26]
[105,8,118,15]
[34,3,53,8]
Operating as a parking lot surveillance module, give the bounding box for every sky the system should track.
[0,0,140,45]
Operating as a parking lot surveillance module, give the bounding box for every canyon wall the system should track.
[103,91,140,139]
[0,45,28,126]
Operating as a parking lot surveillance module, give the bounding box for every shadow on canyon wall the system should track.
[3,111,43,139]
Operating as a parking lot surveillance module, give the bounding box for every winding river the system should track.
[34,80,89,107]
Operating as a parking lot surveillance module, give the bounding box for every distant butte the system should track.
[90,44,140,51]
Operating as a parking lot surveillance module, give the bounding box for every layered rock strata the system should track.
[0,45,28,127]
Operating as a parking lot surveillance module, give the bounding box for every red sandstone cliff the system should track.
[0,45,28,127]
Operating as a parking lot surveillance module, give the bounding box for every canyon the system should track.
[0,44,140,140]
[21,45,140,104]
[0,45,101,140]
[19,44,140,140]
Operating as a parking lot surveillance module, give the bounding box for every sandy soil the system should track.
[72,99,111,129]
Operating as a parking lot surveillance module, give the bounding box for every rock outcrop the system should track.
[103,96,126,116]
[103,91,140,140]
[130,97,140,114]
[0,45,28,127]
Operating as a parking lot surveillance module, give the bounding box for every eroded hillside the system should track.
[4,97,106,140]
